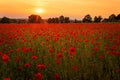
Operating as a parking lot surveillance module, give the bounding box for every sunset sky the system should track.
[0,0,120,19]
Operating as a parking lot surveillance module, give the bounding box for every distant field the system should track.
[0,23,120,80]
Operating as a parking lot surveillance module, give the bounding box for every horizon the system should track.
[0,0,120,19]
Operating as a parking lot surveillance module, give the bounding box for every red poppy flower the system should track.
[112,45,117,50]
[2,54,10,63]
[46,37,50,41]
[57,53,63,59]
[49,48,54,53]
[54,37,59,42]
[56,59,61,65]
[3,78,11,80]
[93,47,99,51]
[36,64,46,70]
[16,48,21,52]
[22,47,31,53]
[98,55,104,59]
[0,51,3,56]
[32,56,37,60]
[116,69,120,73]
[62,47,65,52]
[5,50,13,55]
[24,63,30,68]
[69,47,76,55]
[69,56,73,60]
[34,72,42,80]
[71,65,78,71]
[15,57,21,63]
[17,66,22,71]
[22,47,28,53]
[54,73,60,80]
[41,41,45,45]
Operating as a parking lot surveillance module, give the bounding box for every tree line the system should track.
[47,14,120,23]
[0,14,120,24]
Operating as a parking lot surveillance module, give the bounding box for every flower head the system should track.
[69,47,76,55]
[2,54,10,63]
[3,78,11,80]
[36,64,46,70]
[54,73,60,80]
[32,55,37,60]
[34,72,42,80]
[57,53,63,59]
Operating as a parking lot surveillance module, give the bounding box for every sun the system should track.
[35,8,44,14]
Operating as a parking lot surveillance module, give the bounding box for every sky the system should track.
[0,0,120,19]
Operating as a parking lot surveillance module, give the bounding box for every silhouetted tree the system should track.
[94,16,102,22]
[74,19,77,23]
[116,14,120,22]
[94,16,97,22]
[0,17,10,23]
[53,18,57,23]
[47,18,52,23]
[108,14,116,22]
[64,17,70,23]
[28,14,42,23]
[10,19,18,23]
[82,14,92,23]
[54,17,59,23]
[59,15,65,23]
[48,16,70,23]
[102,18,109,22]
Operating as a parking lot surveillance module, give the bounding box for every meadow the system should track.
[0,23,120,80]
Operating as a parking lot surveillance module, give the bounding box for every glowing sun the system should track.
[35,8,44,14]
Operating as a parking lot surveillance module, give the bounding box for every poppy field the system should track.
[0,23,120,80]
